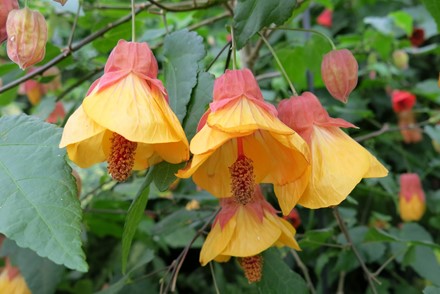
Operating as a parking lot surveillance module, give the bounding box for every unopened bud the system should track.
[392,50,409,70]
[0,0,19,43]
[6,8,47,69]
[321,49,358,103]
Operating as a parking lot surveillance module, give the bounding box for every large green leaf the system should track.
[121,169,154,274]
[423,0,440,30]
[0,238,64,294]
[0,115,87,272]
[257,249,308,294]
[152,161,185,192]
[233,0,297,49]
[182,71,215,141]
[163,29,206,123]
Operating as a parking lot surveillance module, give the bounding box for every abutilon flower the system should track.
[321,49,358,103]
[0,0,19,43]
[60,40,189,182]
[199,185,300,283]
[410,28,424,47]
[177,69,310,203]
[399,173,425,221]
[6,7,47,69]
[275,92,388,210]
[0,258,31,294]
[391,90,422,143]
[317,9,332,28]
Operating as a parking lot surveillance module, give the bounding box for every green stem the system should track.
[131,0,136,41]
[230,26,237,70]
[277,27,337,50]
[258,32,298,96]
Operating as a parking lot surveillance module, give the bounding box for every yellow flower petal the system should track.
[273,166,311,215]
[221,207,281,257]
[298,126,388,209]
[59,105,106,148]
[200,219,236,266]
[400,194,425,221]
[273,217,301,250]
[207,97,293,135]
[83,74,188,146]
[66,132,107,168]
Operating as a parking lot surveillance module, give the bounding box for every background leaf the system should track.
[423,0,440,30]
[163,29,206,123]
[0,115,87,272]
[233,0,297,49]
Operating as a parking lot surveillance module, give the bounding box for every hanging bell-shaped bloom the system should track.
[0,0,19,43]
[60,40,189,182]
[177,69,310,201]
[6,7,47,69]
[391,90,422,143]
[391,90,415,113]
[275,92,388,210]
[399,173,425,221]
[200,185,299,282]
[321,49,358,103]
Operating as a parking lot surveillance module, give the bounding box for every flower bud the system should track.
[410,28,424,47]
[321,49,358,103]
[0,0,19,43]
[317,9,332,28]
[391,90,415,113]
[46,101,66,123]
[392,50,409,70]
[6,8,47,69]
[399,173,425,222]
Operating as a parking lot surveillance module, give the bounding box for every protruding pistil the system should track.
[229,155,255,205]
[107,133,137,182]
[238,255,264,283]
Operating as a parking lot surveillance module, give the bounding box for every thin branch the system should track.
[354,120,431,142]
[336,271,345,294]
[67,0,82,49]
[187,11,230,31]
[0,4,150,93]
[209,262,220,294]
[333,207,379,294]
[372,254,397,277]
[147,0,224,12]
[206,41,231,71]
[256,71,281,81]
[56,67,103,101]
[291,250,316,294]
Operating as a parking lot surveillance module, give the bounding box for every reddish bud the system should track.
[0,0,19,43]
[6,8,47,69]
[392,50,409,70]
[399,173,425,221]
[46,102,66,124]
[53,0,68,5]
[317,9,332,28]
[321,49,359,103]
[410,28,424,47]
[391,90,416,113]
[283,208,301,229]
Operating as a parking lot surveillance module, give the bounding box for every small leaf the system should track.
[182,72,215,141]
[121,169,154,274]
[257,248,308,294]
[233,0,297,49]
[152,161,186,192]
[389,11,413,36]
[163,29,206,122]
[0,239,64,294]
[425,125,440,142]
[0,115,87,272]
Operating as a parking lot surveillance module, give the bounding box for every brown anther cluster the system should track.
[238,255,264,283]
[107,133,137,182]
[229,155,255,205]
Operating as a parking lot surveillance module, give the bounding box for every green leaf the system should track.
[425,125,440,142]
[163,29,206,123]
[389,11,413,36]
[233,0,297,49]
[423,0,440,30]
[423,286,440,294]
[257,248,308,294]
[364,227,399,243]
[0,239,64,294]
[152,161,186,192]
[182,72,215,141]
[0,86,18,106]
[121,169,154,274]
[0,115,87,272]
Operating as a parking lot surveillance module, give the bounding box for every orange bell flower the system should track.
[276,92,388,210]
[399,173,426,221]
[177,69,310,205]
[0,258,31,294]
[0,0,19,43]
[60,40,189,181]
